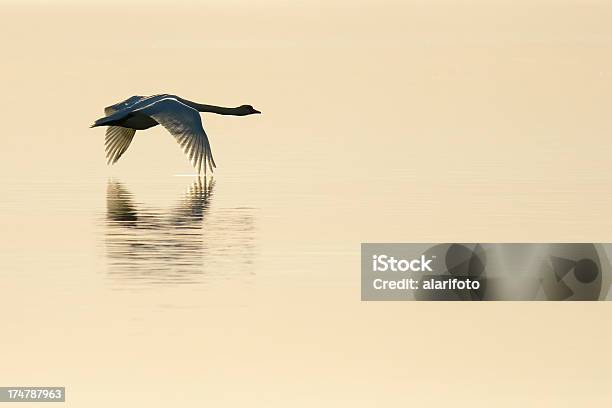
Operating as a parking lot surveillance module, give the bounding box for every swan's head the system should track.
[237,105,261,116]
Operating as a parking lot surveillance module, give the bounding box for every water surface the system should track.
[1,2,612,406]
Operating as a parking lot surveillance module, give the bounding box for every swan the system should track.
[91,94,260,174]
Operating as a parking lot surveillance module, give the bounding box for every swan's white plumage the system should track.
[133,97,216,174]
[105,126,136,164]
[104,95,147,115]
[99,94,216,174]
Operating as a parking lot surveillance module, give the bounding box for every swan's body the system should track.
[91,94,260,174]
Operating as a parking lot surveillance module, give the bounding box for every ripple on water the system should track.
[104,178,256,288]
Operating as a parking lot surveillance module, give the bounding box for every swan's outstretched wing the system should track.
[135,97,216,174]
[104,95,148,115]
[105,126,136,164]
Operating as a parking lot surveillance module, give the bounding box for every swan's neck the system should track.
[179,98,242,115]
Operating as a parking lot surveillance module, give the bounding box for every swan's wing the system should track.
[105,126,136,164]
[104,95,148,115]
[135,98,216,174]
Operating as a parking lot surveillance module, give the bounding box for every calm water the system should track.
[105,178,256,287]
[2,2,612,406]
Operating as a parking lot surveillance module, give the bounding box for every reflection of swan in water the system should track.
[105,179,255,287]
[107,178,213,228]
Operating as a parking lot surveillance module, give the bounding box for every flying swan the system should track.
[91,94,260,174]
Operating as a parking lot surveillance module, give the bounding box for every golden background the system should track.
[0,1,611,406]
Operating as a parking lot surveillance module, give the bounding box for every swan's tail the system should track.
[91,117,109,128]
[91,114,120,128]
